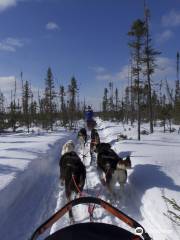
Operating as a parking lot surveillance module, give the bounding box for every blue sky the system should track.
[0,0,180,109]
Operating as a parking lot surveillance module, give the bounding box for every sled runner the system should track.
[30,197,151,240]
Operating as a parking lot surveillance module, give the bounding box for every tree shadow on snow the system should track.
[122,164,180,222]
[0,141,36,144]
[118,151,133,158]
[109,139,118,146]
[129,164,180,192]
[123,141,180,148]
[0,164,20,175]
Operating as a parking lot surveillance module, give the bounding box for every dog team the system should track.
[59,127,131,221]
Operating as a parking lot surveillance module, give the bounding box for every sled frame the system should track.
[30,196,151,240]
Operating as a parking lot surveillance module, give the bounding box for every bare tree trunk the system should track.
[144,4,153,133]
[137,49,141,141]
[137,77,141,141]
[147,67,153,133]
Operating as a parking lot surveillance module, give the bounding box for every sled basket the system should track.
[45,222,141,240]
[30,197,151,240]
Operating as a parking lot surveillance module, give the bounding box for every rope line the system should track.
[72,129,105,222]
[72,175,85,197]
[88,168,110,221]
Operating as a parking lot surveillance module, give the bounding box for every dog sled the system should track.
[30,197,151,240]
[86,119,97,130]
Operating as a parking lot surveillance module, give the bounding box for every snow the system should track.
[0,120,179,240]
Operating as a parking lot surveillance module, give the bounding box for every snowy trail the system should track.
[0,130,76,240]
[50,124,143,236]
[50,120,180,240]
[0,120,179,240]
[97,121,180,240]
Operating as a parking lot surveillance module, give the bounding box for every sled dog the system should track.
[59,151,86,222]
[77,128,87,147]
[90,129,100,165]
[96,143,131,196]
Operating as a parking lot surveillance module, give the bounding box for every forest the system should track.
[0,5,179,141]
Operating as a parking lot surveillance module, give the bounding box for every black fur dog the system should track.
[59,151,86,221]
[96,143,119,181]
[96,143,131,195]
[77,128,87,147]
[90,129,100,165]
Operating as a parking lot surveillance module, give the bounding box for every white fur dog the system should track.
[61,140,75,156]
[109,162,128,195]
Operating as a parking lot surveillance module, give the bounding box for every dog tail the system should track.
[117,160,126,170]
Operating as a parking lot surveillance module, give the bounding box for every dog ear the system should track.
[106,143,111,149]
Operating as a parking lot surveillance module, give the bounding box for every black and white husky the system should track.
[77,128,87,148]
[90,129,100,165]
[96,143,131,196]
[59,151,86,222]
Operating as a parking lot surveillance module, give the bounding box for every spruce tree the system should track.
[115,88,119,112]
[128,19,146,140]
[0,90,5,132]
[30,99,37,127]
[109,82,114,112]
[102,88,108,119]
[59,85,68,126]
[44,67,56,130]
[174,52,180,122]
[68,76,78,129]
[124,86,130,124]
[143,5,161,133]
[22,80,31,132]
[9,80,18,132]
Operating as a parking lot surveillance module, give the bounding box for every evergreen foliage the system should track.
[0,4,180,134]
[128,19,146,140]
[22,80,31,132]
[44,67,56,130]
[163,196,180,226]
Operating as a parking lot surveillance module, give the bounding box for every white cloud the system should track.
[0,76,42,107]
[89,66,106,74]
[6,37,24,47]
[0,76,16,93]
[162,9,180,27]
[95,57,175,84]
[0,0,18,11]
[46,22,59,31]
[96,65,129,82]
[154,57,175,80]
[156,30,174,43]
[96,73,112,81]
[0,37,25,52]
